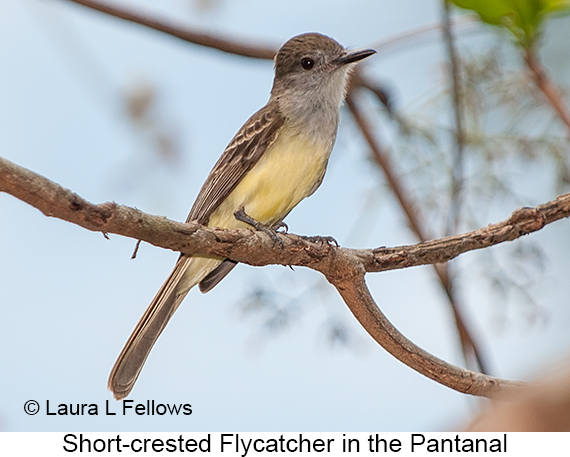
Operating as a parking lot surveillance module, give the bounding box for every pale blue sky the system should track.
[1,0,570,431]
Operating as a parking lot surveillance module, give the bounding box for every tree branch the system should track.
[330,272,525,398]
[62,0,277,59]
[3,155,570,397]
[368,200,568,272]
[3,153,565,273]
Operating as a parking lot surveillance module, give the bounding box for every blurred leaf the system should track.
[449,0,570,45]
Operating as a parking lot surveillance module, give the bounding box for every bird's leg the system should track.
[234,207,284,248]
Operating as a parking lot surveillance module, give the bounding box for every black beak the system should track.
[334,48,376,67]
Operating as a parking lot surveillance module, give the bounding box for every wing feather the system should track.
[188,101,284,225]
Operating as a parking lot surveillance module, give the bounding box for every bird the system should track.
[108,32,375,399]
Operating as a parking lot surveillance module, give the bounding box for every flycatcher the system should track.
[108,32,375,399]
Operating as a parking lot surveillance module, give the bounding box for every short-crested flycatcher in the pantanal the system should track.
[108,32,375,399]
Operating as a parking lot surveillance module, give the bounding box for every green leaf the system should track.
[449,0,570,46]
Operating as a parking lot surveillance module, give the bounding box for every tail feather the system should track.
[199,259,238,293]
[108,255,221,400]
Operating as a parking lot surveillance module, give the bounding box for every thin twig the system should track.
[372,14,477,56]
[442,0,466,235]
[346,91,488,374]
[524,46,570,138]
[346,93,427,239]
[440,0,485,374]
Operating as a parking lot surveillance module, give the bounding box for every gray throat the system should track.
[271,68,351,147]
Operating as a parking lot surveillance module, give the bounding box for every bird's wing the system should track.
[188,101,285,225]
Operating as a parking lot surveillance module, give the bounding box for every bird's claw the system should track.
[274,221,289,233]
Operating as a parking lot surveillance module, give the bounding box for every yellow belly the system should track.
[208,127,331,229]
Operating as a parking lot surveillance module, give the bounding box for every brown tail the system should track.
[108,255,221,399]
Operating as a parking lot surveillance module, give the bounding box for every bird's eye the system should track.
[300,57,315,70]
